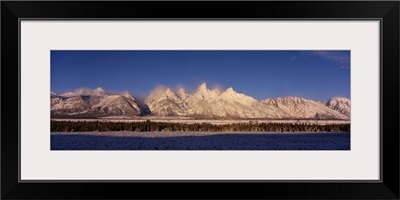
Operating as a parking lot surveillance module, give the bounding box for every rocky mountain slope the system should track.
[145,83,350,120]
[51,88,145,118]
[51,84,351,120]
[325,97,351,117]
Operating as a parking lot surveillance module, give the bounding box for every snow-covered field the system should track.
[51,118,350,125]
[51,131,350,150]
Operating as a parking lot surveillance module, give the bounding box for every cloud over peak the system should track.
[311,51,350,67]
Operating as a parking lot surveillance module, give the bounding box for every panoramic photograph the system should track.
[51,50,351,150]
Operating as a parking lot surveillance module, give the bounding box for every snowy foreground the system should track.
[51,131,350,150]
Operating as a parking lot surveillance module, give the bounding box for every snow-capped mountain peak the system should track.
[219,87,257,105]
[164,88,177,97]
[225,87,235,93]
[192,83,219,101]
[61,87,106,97]
[196,83,208,91]
[325,97,351,117]
[51,87,143,118]
[146,88,180,103]
[261,96,349,120]
[329,97,351,104]
[52,84,351,120]
[280,96,306,104]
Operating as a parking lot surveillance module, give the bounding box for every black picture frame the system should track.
[2,1,399,199]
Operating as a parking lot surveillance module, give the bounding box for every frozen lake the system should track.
[51,131,350,150]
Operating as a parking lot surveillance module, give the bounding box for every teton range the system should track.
[51,50,350,150]
[51,83,350,120]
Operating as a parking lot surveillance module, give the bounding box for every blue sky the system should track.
[51,50,350,101]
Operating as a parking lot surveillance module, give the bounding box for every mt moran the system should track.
[51,84,350,120]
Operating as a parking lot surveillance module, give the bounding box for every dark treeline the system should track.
[51,120,350,133]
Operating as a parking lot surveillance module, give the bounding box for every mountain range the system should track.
[51,84,351,120]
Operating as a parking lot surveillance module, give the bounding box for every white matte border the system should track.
[20,20,380,180]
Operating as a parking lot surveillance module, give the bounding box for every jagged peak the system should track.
[218,87,257,105]
[283,96,304,100]
[164,88,174,94]
[220,87,238,97]
[155,88,178,100]
[326,97,350,106]
[329,96,350,102]
[196,83,208,91]
[276,96,307,101]
[262,96,308,104]
[192,83,221,101]
[227,87,233,91]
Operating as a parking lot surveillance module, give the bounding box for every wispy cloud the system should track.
[290,51,350,69]
[146,85,169,99]
[311,51,350,68]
